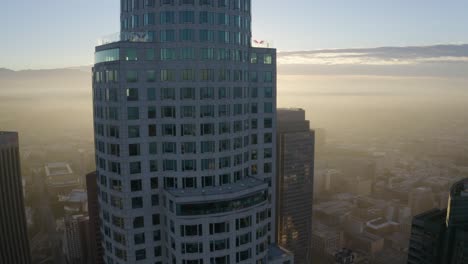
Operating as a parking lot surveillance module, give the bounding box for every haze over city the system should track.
[1,1,468,264]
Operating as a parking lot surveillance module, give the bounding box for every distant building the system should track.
[311,223,344,260]
[409,187,436,216]
[59,189,88,214]
[407,178,468,264]
[45,162,80,194]
[63,214,89,264]
[334,248,355,264]
[277,108,315,264]
[86,171,103,264]
[0,132,32,264]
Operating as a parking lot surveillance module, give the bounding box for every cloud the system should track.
[278,44,468,66]
[277,44,468,78]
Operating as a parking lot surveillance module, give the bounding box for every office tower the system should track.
[86,171,104,264]
[93,1,292,263]
[277,109,315,264]
[63,214,89,264]
[0,132,32,264]
[407,179,468,264]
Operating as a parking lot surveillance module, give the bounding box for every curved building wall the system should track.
[93,1,277,263]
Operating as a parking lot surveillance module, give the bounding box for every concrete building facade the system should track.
[92,1,291,263]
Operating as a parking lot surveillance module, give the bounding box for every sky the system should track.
[2,0,468,70]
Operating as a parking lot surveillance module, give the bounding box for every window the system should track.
[125,48,138,61]
[149,142,157,154]
[264,71,273,82]
[264,148,272,158]
[163,142,177,153]
[148,106,157,119]
[128,126,140,138]
[179,11,195,23]
[181,124,196,136]
[182,160,196,171]
[201,141,215,153]
[201,123,214,135]
[147,87,156,101]
[160,11,175,24]
[202,176,215,187]
[160,29,175,42]
[129,144,140,156]
[161,87,176,100]
[161,69,176,81]
[134,233,145,245]
[163,160,177,171]
[130,197,144,211]
[144,49,155,61]
[162,124,177,136]
[210,222,229,234]
[144,13,155,25]
[250,53,257,63]
[182,142,197,155]
[148,124,157,137]
[264,102,273,113]
[264,118,272,128]
[200,105,215,117]
[264,54,272,64]
[199,11,214,24]
[264,87,273,98]
[181,106,196,118]
[126,88,139,101]
[181,87,196,100]
[152,214,160,225]
[146,70,156,82]
[133,216,144,228]
[180,47,195,59]
[181,69,195,81]
[161,48,177,60]
[201,48,215,60]
[127,107,139,120]
[201,159,215,171]
[126,71,138,82]
[200,87,214,99]
[151,177,159,189]
[130,162,141,174]
[161,106,176,118]
[200,30,215,42]
[183,177,197,188]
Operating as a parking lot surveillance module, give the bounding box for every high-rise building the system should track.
[277,109,315,264]
[86,171,104,264]
[0,131,32,264]
[92,1,292,263]
[407,178,468,264]
[63,214,89,264]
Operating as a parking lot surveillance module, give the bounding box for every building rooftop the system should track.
[451,178,468,197]
[0,131,18,145]
[45,162,73,177]
[267,245,293,262]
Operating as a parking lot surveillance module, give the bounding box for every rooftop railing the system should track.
[98,32,153,45]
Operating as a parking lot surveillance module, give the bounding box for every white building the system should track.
[92,1,290,263]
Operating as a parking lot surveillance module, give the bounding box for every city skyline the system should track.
[3,0,468,70]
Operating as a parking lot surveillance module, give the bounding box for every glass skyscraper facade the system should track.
[0,132,31,264]
[277,109,315,264]
[92,1,292,263]
[407,178,468,264]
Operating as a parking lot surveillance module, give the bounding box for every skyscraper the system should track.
[407,178,468,264]
[0,132,31,264]
[92,1,291,263]
[277,109,315,264]
[86,171,104,264]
